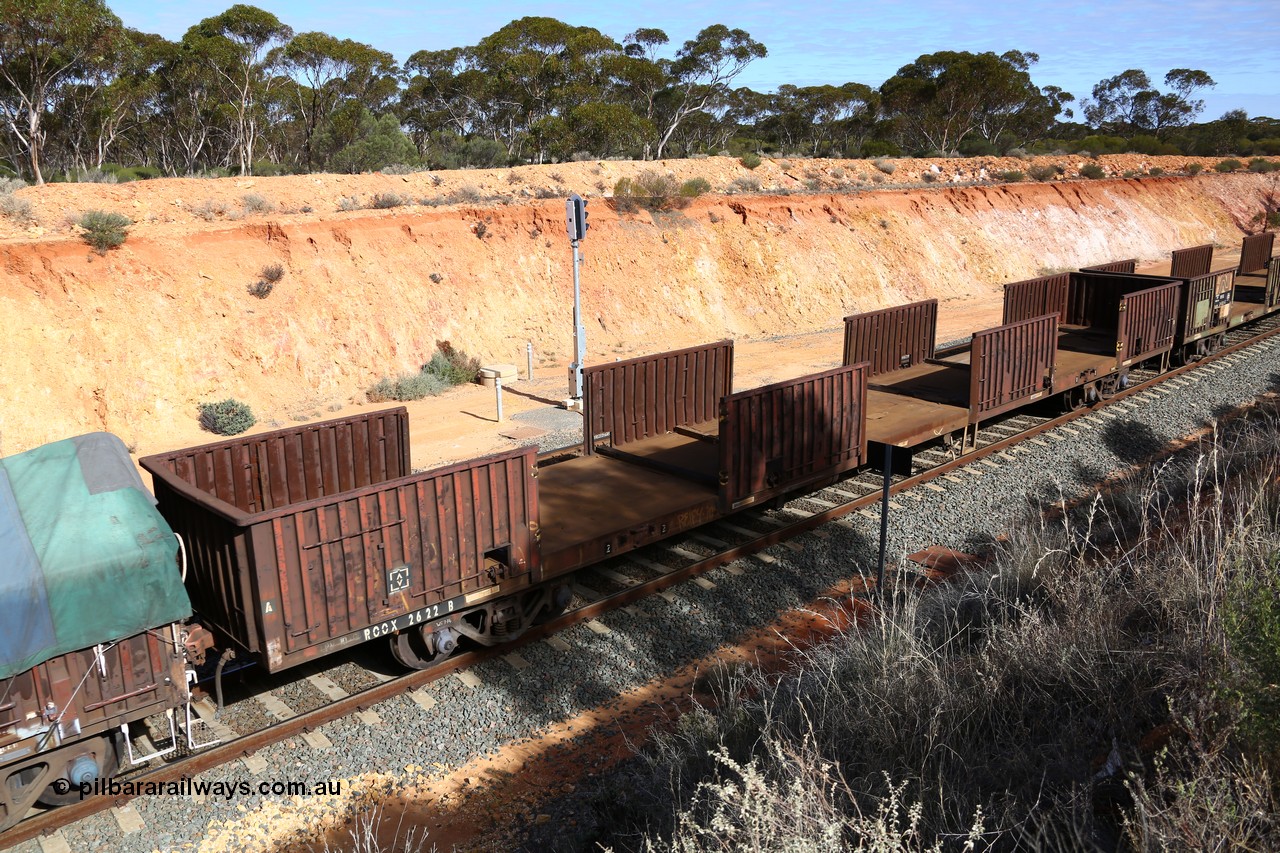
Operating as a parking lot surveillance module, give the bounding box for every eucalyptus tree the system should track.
[653,25,766,158]
[182,4,293,174]
[1084,68,1215,137]
[0,0,122,182]
[880,50,1070,153]
[279,31,398,170]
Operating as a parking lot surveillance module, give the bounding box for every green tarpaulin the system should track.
[0,433,191,680]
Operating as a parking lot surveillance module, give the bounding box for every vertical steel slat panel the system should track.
[970,314,1057,421]
[1239,232,1275,275]
[1080,259,1137,274]
[582,340,733,452]
[142,411,538,673]
[842,299,937,375]
[1170,244,1214,279]
[719,363,869,511]
[1120,282,1181,363]
[1268,258,1280,308]
[1002,274,1069,325]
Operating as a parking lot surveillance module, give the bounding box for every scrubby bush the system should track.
[739,152,761,170]
[0,185,34,225]
[1148,167,1165,176]
[247,280,273,299]
[260,263,285,284]
[366,344,481,402]
[337,196,361,211]
[997,170,1026,182]
[1079,162,1106,179]
[1187,163,1204,175]
[241,193,273,214]
[541,411,1280,852]
[872,159,896,175]
[77,210,130,252]
[728,175,761,193]
[198,399,255,435]
[612,171,686,212]
[679,177,711,198]
[1248,157,1278,173]
[369,192,404,209]
[1215,158,1244,173]
[920,171,938,183]
[1028,163,1060,181]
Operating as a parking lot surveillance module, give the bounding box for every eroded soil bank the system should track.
[0,157,1273,456]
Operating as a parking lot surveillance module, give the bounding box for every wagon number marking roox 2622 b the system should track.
[363,596,461,641]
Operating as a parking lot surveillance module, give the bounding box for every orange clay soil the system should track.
[0,155,1275,464]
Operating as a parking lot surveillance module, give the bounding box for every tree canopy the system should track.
[0,2,1257,184]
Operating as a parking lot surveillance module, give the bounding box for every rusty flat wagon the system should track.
[1003,270,1181,399]
[1230,233,1280,328]
[843,300,1057,453]
[542,341,870,572]
[141,410,546,671]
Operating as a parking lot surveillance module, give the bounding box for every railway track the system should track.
[6,311,1280,850]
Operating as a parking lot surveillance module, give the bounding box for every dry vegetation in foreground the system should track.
[522,404,1280,852]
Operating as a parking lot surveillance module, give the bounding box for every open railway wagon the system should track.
[1,435,196,831]
[1076,241,1276,360]
[839,299,1059,461]
[142,354,870,671]
[1001,269,1183,402]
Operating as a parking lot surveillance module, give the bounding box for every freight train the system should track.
[2,231,1275,829]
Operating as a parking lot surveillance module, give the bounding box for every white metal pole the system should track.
[571,241,585,400]
[526,341,534,381]
[495,375,504,422]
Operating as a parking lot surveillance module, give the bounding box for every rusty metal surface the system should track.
[582,341,733,454]
[969,314,1057,421]
[1080,259,1137,274]
[1269,259,1280,308]
[1239,233,1275,275]
[1002,273,1069,324]
[842,299,937,375]
[11,313,1280,849]
[143,412,538,674]
[1,628,187,830]
[1119,282,1182,365]
[1178,269,1236,343]
[1065,273,1181,368]
[1170,244,1214,279]
[718,363,869,510]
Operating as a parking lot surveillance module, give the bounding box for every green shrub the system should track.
[739,152,761,170]
[198,399,255,435]
[1148,167,1165,176]
[369,192,405,209]
[1187,163,1204,175]
[1215,159,1243,173]
[679,177,711,198]
[997,170,1026,182]
[367,344,481,402]
[366,371,448,402]
[77,210,130,252]
[1224,565,1280,763]
[1028,164,1060,181]
[424,342,480,385]
[612,171,685,212]
[1079,163,1106,179]
[1248,158,1278,173]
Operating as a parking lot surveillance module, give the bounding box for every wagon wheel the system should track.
[388,628,439,670]
[36,735,120,807]
[1062,387,1087,413]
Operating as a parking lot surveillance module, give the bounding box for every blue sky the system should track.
[114,0,1280,120]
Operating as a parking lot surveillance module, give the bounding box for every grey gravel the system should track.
[12,335,1280,853]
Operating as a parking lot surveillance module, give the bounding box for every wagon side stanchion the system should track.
[876,444,891,596]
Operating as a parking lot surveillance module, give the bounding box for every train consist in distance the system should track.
[2,230,1276,830]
